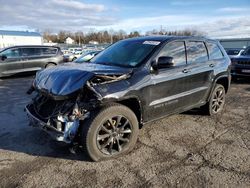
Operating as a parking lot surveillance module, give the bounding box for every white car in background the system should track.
[74,51,101,63]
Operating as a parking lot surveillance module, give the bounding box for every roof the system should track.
[124,35,211,42]
[0,45,60,52]
[0,30,41,37]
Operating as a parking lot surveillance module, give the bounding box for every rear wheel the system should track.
[202,84,226,115]
[81,103,139,161]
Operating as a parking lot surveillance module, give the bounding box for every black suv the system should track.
[0,45,63,77]
[26,36,231,161]
[230,46,250,77]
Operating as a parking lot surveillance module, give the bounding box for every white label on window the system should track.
[143,41,161,45]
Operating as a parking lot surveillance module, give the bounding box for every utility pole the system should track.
[110,33,113,44]
[78,34,80,46]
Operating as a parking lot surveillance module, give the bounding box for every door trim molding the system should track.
[149,86,208,106]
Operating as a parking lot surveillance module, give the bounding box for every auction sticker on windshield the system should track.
[143,41,161,45]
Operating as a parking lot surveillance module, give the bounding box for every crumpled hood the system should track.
[35,63,132,96]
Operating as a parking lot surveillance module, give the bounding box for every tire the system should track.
[46,63,56,68]
[72,57,77,61]
[202,84,226,116]
[81,103,139,161]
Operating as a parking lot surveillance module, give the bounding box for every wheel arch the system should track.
[207,75,230,101]
[116,97,143,128]
[45,62,57,68]
[215,76,230,93]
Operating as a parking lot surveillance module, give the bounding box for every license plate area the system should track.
[242,69,250,73]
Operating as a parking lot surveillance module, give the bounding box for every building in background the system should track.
[0,30,42,48]
[220,38,250,49]
[65,37,75,45]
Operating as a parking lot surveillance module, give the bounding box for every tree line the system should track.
[43,29,205,44]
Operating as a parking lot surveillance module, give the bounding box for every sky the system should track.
[0,0,249,38]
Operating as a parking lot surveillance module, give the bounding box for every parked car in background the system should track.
[68,48,82,54]
[63,52,75,62]
[231,46,250,77]
[74,51,84,59]
[74,51,101,63]
[26,36,231,161]
[0,45,63,77]
[225,48,245,58]
[63,51,84,62]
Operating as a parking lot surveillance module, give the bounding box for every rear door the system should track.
[21,47,44,71]
[183,40,213,106]
[0,48,23,76]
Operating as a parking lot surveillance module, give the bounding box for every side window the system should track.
[186,41,208,64]
[41,47,58,55]
[21,48,42,56]
[158,41,186,66]
[0,48,21,58]
[206,42,224,60]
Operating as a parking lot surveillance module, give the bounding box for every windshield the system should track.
[242,47,250,56]
[226,49,241,55]
[90,39,161,67]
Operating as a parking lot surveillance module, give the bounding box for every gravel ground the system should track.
[0,76,249,188]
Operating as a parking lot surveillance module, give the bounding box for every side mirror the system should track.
[152,56,174,70]
[0,55,7,61]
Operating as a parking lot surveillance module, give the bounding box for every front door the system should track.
[0,48,23,77]
[146,41,190,120]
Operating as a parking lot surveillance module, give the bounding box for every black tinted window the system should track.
[0,48,21,58]
[226,49,240,55]
[159,41,186,66]
[243,47,250,56]
[41,48,58,55]
[207,42,224,60]
[186,41,208,64]
[22,48,42,56]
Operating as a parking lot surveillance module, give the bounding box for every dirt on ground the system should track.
[0,76,249,188]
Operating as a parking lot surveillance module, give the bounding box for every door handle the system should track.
[182,69,190,73]
[209,64,215,67]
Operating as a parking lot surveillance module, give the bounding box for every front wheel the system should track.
[202,84,226,115]
[81,103,139,161]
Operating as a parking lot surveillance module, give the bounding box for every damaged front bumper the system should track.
[25,104,86,143]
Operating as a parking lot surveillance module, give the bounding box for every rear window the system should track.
[41,47,58,55]
[207,42,224,60]
[186,41,208,64]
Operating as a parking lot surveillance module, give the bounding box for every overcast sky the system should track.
[0,0,249,38]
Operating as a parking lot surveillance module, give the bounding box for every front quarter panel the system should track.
[92,68,152,121]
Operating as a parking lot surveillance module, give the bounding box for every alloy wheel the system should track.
[211,87,225,113]
[96,115,132,155]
